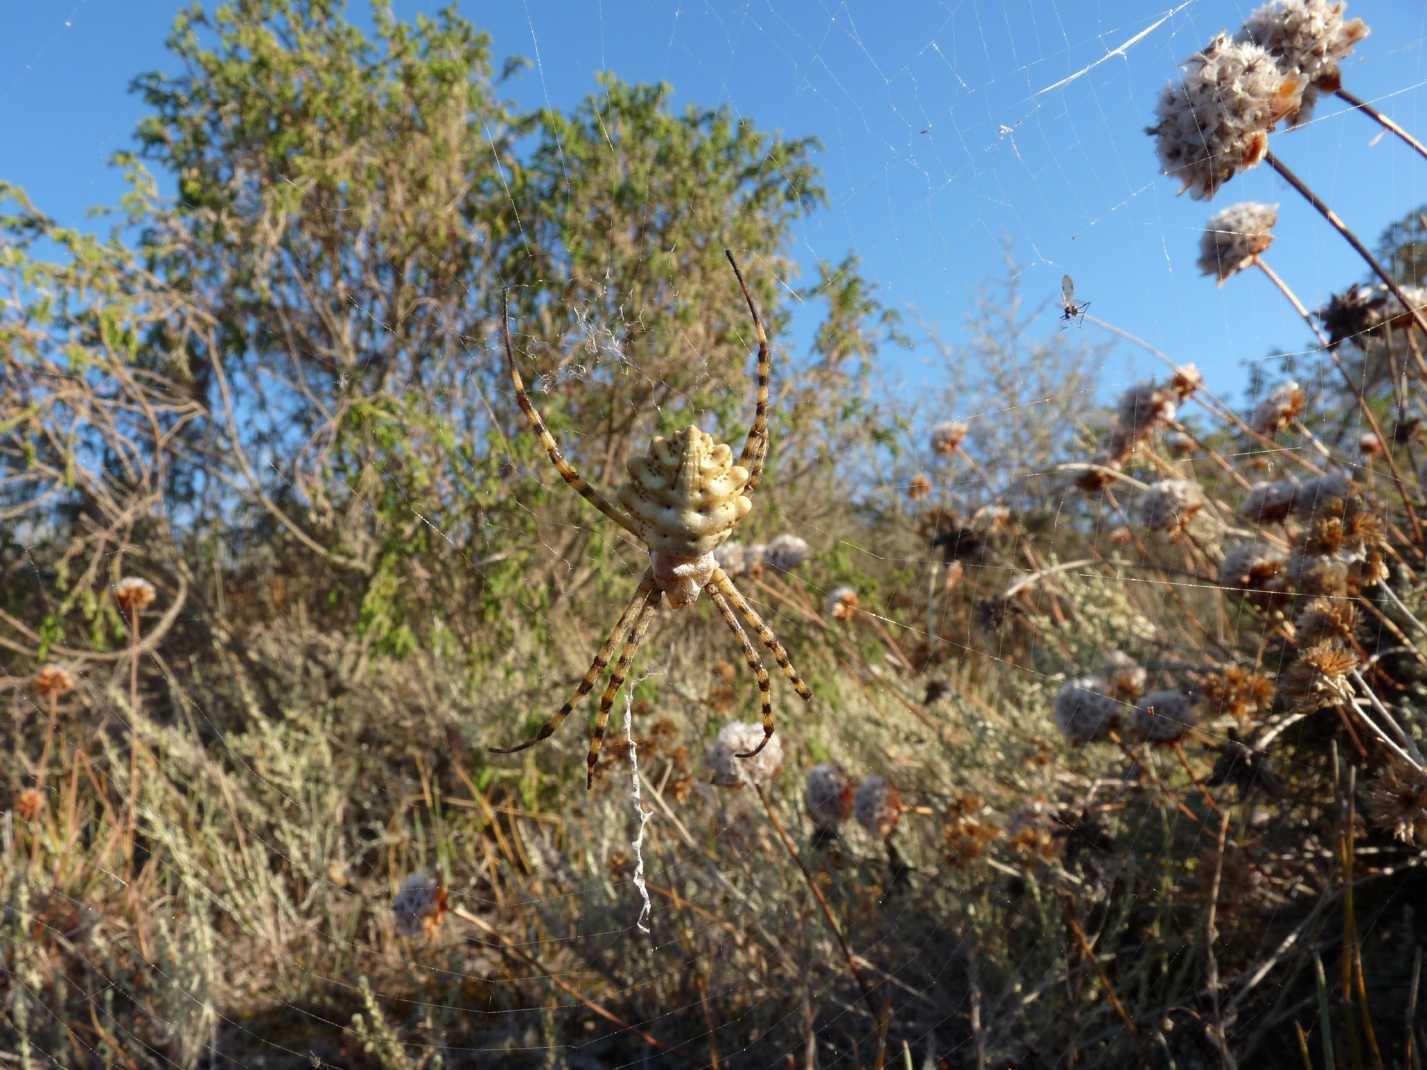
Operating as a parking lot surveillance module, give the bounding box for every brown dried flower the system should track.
[1240,0,1370,124]
[1201,665,1276,721]
[14,788,46,822]
[1364,762,1427,844]
[907,473,933,501]
[33,665,76,699]
[1242,479,1298,523]
[1249,381,1305,434]
[805,763,854,833]
[114,576,157,616]
[1101,651,1148,702]
[930,421,968,455]
[1141,479,1205,534]
[826,586,859,622]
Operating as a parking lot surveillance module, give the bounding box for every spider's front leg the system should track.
[724,250,772,493]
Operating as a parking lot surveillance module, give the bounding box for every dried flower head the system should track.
[1281,638,1357,708]
[1171,363,1205,399]
[805,762,854,832]
[971,503,1012,535]
[826,586,859,622]
[1101,651,1148,701]
[1141,479,1206,533]
[14,787,46,821]
[1202,665,1276,720]
[1109,524,1134,546]
[1287,551,1350,597]
[1198,202,1279,282]
[1053,677,1122,744]
[708,721,784,787]
[1218,543,1289,598]
[33,664,76,699]
[1293,471,1353,520]
[1076,456,1122,492]
[1295,596,1357,643]
[1240,0,1369,123]
[1249,381,1305,434]
[391,873,448,938]
[114,576,157,616]
[765,533,811,574]
[1147,33,1303,199]
[1242,479,1299,523]
[930,420,969,455]
[1165,430,1196,458]
[1134,689,1198,743]
[1319,283,1427,349]
[1117,381,1177,437]
[907,473,933,501]
[1207,729,1284,800]
[853,775,903,839]
[713,541,752,578]
[1364,762,1427,844]
[942,796,995,869]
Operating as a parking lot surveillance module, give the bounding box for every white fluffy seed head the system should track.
[853,775,903,839]
[1249,380,1305,434]
[1053,678,1121,744]
[1240,0,1369,124]
[1141,479,1206,533]
[114,576,158,615]
[1116,381,1177,436]
[1218,542,1289,592]
[1101,651,1148,700]
[1198,202,1279,282]
[1242,479,1299,523]
[1147,33,1303,200]
[1293,470,1353,519]
[765,533,811,574]
[805,763,854,830]
[1133,689,1198,743]
[392,873,446,938]
[930,420,969,455]
[708,721,783,787]
[825,586,859,622]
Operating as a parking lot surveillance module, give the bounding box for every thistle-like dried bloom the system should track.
[1053,677,1122,744]
[708,721,784,786]
[1240,0,1369,124]
[1116,382,1177,436]
[1202,665,1276,720]
[1101,651,1148,702]
[33,664,76,699]
[1165,430,1196,458]
[1134,689,1198,743]
[1296,596,1357,643]
[1198,202,1279,282]
[1365,762,1427,844]
[804,762,854,832]
[1249,381,1305,434]
[765,533,811,574]
[1287,551,1349,597]
[907,473,933,501]
[1319,283,1427,349]
[391,873,448,938]
[714,541,751,578]
[1171,363,1205,399]
[1242,479,1298,523]
[1281,638,1357,708]
[114,576,157,616]
[1141,479,1206,533]
[14,787,46,822]
[1147,34,1303,200]
[970,504,1012,535]
[930,421,968,455]
[853,775,903,839]
[1076,456,1121,492]
[1293,471,1353,520]
[1218,542,1289,596]
[826,586,859,622]
[1357,432,1382,457]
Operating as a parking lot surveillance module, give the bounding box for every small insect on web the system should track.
[1060,273,1090,326]
[491,250,814,789]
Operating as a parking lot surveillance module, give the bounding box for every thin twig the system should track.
[1336,86,1427,164]
[1206,810,1238,1070]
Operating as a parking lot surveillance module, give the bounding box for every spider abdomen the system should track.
[619,426,752,557]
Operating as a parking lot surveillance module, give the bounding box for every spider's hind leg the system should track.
[708,585,774,758]
[713,568,813,703]
[585,587,662,788]
[489,571,655,757]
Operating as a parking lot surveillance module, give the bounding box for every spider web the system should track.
[4,0,1427,1067]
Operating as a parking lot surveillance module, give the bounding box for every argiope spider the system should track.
[491,250,813,788]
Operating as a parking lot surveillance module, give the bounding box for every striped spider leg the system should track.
[491,252,810,786]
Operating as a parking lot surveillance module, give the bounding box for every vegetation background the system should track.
[4,2,1427,1067]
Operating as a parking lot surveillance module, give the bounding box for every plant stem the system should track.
[754,783,881,1022]
[1265,151,1427,375]
[1336,87,1427,165]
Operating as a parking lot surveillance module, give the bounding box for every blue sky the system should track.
[4,1,1425,416]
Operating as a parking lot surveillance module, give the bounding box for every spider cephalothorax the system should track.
[492,251,813,787]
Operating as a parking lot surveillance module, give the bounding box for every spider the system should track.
[491,250,813,788]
